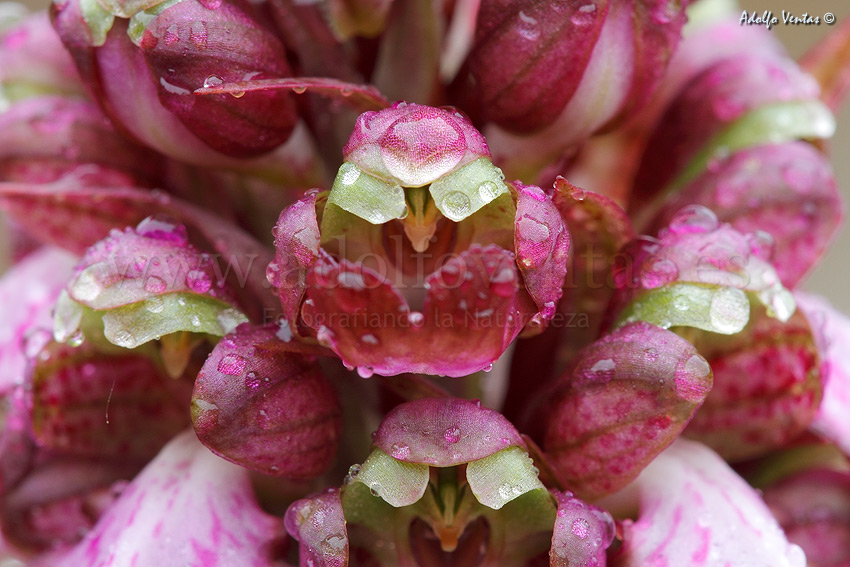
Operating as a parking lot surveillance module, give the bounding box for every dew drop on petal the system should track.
[518,215,551,243]
[478,181,501,201]
[145,296,164,313]
[203,75,223,88]
[112,329,135,348]
[444,426,461,444]
[356,366,374,379]
[667,205,719,235]
[186,269,212,293]
[408,311,424,326]
[746,230,775,260]
[571,518,590,539]
[217,354,247,376]
[143,276,167,294]
[441,191,472,219]
[390,443,411,459]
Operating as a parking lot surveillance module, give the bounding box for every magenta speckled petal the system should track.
[544,322,713,500]
[633,53,824,203]
[303,244,534,377]
[549,491,614,567]
[285,489,347,567]
[797,293,850,456]
[192,324,341,478]
[67,216,237,310]
[36,431,285,567]
[650,142,843,288]
[612,439,807,567]
[0,247,76,394]
[373,398,525,467]
[763,468,850,567]
[268,192,321,334]
[684,306,822,461]
[30,340,190,459]
[513,182,570,326]
[343,102,489,187]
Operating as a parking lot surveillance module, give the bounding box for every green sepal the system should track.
[327,162,408,225]
[429,158,509,222]
[466,446,546,510]
[349,448,430,508]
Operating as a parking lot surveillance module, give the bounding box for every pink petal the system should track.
[550,491,615,567]
[544,322,713,500]
[372,398,525,467]
[797,293,850,456]
[611,439,807,567]
[37,431,286,567]
[192,324,341,478]
[285,489,347,567]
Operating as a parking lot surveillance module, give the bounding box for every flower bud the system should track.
[50,0,298,163]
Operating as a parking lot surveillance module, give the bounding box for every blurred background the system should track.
[7,0,850,311]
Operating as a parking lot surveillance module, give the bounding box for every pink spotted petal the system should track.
[35,431,286,567]
[343,102,489,187]
[549,491,615,566]
[797,293,850,456]
[544,322,713,500]
[268,192,321,335]
[303,244,534,377]
[192,324,341,478]
[610,438,807,567]
[372,398,525,467]
[763,468,850,567]
[285,490,347,567]
[513,182,570,326]
[649,142,843,288]
[684,306,823,461]
[28,340,190,459]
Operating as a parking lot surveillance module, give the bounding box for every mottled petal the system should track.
[342,102,488,188]
[649,142,843,288]
[303,244,534,377]
[29,340,190,458]
[611,439,807,567]
[38,431,286,567]
[192,323,340,477]
[763,469,850,567]
[513,182,570,326]
[550,491,614,567]
[545,322,713,500]
[373,398,525,467]
[285,489,348,567]
[797,293,850,456]
[684,306,823,461]
[268,191,321,334]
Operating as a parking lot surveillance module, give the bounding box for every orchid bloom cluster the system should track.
[2,0,850,565]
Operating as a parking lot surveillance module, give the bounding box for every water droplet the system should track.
[266,262,282,288]
[644,348,659,362]
[640,258,678,289]
[444,426,461,444]
[667,205,718,234]
[203,75,223,88]
[217,354,247,376]
[229,90,245,98]
[321,534,346,552]
[317,326,335,346]
[361,333,379,345]
[572,518,590,539]
[143,276,167,294]
[276,320,293,342]
[482,363,494,373]
[245,371,261,389]
[67,331,84,347]
[390,443,411,459]
[498,482,513,500]
[709,288,748,333]
[516,10,540,40]
[146,296,165,313]
[746,230,775,260]
[136,217,188,245]
[340,87,352,97]
[348,464,361,478]
[441,191,472,219]
[569,185,586,200]
[112,329,135,348]
[292,85,307,94]
[408,311,424,326]
[518,215,551,243]
[186,269,212,293]
[477,181,501,201]
[338,162,361,186]
[356,366,374,378]
[369,482,382,497]
[571,2,598,26]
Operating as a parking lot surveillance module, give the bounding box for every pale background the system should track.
[10,0,850,311]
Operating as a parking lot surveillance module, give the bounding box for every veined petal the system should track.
[550,491,614,567]
[545,322,713,500]
[36,431,286,567]
[285,489,347,567]
[611,438,807,567]
[192,324,341,478]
